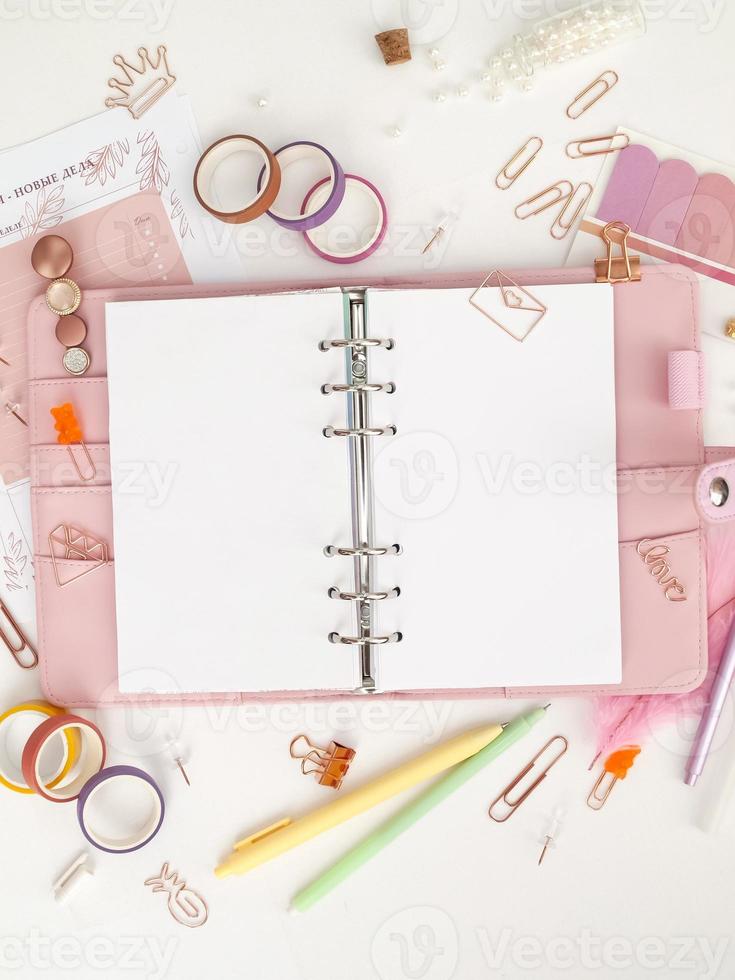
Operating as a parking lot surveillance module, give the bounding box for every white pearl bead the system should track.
[457,85,469,98]
[256,97,268,108]
[432,59,447,71]
[480,71,491,83]
[432,90,447,103]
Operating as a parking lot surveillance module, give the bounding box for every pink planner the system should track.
[27,264,717,706]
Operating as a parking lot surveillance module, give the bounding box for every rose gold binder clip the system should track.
[488,735,568,822]
[514,181,573,220]
[495,137,543,190]
[594,220,641,283]
[587,745,641,810]
[290,734,356,790]
[0,598,38,669]
[566,70,619,119]
[566,132,630,159]
[550,182,593,240]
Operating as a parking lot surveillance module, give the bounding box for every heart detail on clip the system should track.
[505,291,523,307]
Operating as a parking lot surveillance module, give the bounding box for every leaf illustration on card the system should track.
[83,139,131,187]
[18,184,65,239]
[169,189,194,240]
[3,532,28,591]
[136,130,170,192]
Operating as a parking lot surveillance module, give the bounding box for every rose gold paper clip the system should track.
[0,598,38,669]
[550,182,593,239]
[495,137,543,190]
[488,735,568,822]
[566,132,630,159]
[515,181,573,220]
[566,70,619,120]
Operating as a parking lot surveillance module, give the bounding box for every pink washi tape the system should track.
[301,173,388,264]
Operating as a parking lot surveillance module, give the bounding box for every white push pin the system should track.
[538,806,565,866]
[164,734,191,787]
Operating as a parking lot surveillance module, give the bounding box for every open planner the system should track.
[27,264,709,704]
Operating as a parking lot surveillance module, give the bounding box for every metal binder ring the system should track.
[328,587,400,601]
[324,544,403,557]
[321,382,395,394]
[319,338,394,351]
[323,425,396,438]
[329,632,403,645]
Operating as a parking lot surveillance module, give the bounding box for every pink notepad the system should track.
[27,265,710,705]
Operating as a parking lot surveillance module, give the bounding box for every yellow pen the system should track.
[215,720,504,878]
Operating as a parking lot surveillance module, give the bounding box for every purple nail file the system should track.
[675,173,735,265]
[596,144,659,229]
[637,158,699,245]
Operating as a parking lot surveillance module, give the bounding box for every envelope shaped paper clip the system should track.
[469,270,547,343]
[48,523,109,588]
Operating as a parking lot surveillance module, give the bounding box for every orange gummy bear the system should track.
[603,745,641,781]
[50,402,83,445]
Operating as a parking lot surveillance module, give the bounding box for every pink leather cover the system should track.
[27,265,709,705]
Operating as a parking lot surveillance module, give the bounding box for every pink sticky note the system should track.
[675,173,735,264]
[596,144,660,230]
[637,159,699,245]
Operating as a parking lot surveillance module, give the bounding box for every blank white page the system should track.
[368,284,621,691]
[106,292,356,694]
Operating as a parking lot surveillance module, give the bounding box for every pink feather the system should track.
[591,524,735,764]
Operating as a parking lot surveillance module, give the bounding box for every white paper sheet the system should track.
[106,292,356,694]
[368,284,621,690]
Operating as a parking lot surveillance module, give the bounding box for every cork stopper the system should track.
[375,28,411,66]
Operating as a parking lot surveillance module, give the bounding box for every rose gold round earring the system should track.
[31,235,90,376]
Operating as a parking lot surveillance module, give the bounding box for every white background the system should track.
[2,2,735,979]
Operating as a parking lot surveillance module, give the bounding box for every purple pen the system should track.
[685,614,735,786]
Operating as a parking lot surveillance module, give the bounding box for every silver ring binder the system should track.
[322,295,401,692]
[319,338,394,351]
[329,632,403,645]
[323,425,396,438]
[328,587,400,601]
[322,382,395,394]
[324,544,402,557]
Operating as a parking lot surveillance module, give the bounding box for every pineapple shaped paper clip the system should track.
[144,864,208,929]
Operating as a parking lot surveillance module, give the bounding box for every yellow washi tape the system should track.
[0,701,79,794]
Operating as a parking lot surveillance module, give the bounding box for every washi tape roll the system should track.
[77,765,165,854]
[301,174,388,264]
[193,134,282,224]
[22,713,106,802]
[0,701,79,794]
[256,140,346,231]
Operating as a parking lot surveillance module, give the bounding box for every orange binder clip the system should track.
[289,734,356,790]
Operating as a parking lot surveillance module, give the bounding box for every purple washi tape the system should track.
[256,140,346,231]
[76,764,165,854]
[301,173,388,265]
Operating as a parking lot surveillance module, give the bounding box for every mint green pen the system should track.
[291,704,549,912]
